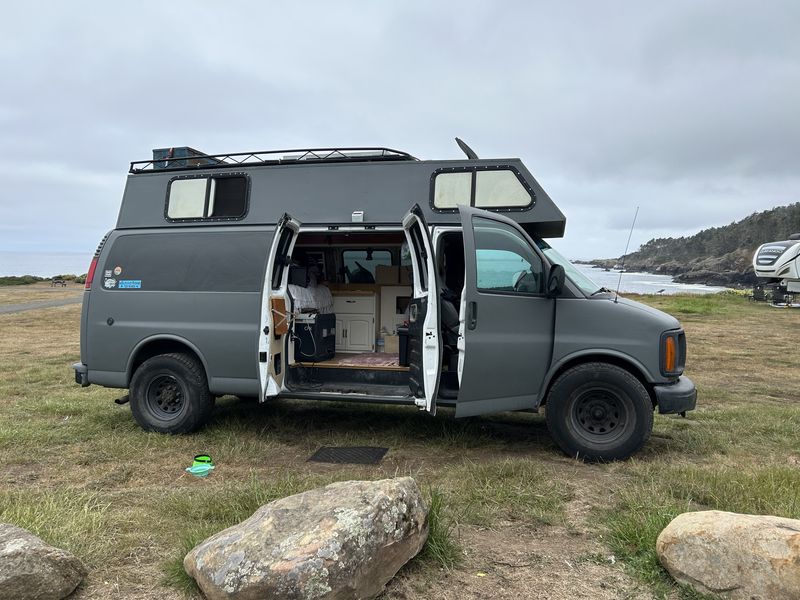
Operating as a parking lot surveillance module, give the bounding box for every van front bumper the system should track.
[72,362,90,387]
[654,376,696,414]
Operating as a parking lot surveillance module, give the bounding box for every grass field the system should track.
[0,293,798,599]
[0,281,83,305]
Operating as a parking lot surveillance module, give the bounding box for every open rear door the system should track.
[258,213,301,401]
[402,205,442,414]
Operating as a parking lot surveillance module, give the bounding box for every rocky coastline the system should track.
[584,249,758,287]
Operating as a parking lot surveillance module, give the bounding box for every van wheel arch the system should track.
[541,355,656,408]
[128,337,209,386]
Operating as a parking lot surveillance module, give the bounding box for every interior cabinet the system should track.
[333,294,375,353]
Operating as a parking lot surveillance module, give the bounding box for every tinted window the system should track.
[103,232,266,292]
[473,217,542,294]
[167,176,248,221]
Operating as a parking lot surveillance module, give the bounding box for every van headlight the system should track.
[660,330,686,377]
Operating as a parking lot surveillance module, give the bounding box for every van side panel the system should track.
[115,159,567,238]
[85,227,270,392]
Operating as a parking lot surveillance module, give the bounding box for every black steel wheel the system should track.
[130,352,214,434]
[545,362,653,461]
[144,374,186,420]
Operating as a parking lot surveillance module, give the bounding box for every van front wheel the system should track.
[129,353,214,434]
[545,362,653,461]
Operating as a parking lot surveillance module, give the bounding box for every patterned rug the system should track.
[336,352,401,367]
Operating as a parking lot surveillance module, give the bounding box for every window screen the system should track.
[432,168,533,210]
[167,176,248,220]
[475,170,531,208]
[433,172,471,209]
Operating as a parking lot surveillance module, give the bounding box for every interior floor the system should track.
[293,352,407,371]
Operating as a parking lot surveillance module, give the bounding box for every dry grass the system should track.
[0,293,798,599]
[0,281,83,305]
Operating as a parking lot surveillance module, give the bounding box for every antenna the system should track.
[455,137,479,159]
[614,206,639,303]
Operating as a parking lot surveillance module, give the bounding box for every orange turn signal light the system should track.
[664,335,677,373]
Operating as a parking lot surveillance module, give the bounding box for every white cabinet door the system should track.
[345,316,374,352]
[335,318,346,352]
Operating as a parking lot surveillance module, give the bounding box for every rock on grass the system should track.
[184,477,429,600]
[0,523,87,600]
[656,510,800,600]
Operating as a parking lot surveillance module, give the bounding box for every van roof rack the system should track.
[130,146,418,173]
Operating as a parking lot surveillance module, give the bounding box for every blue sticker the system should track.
[118,280,142,289]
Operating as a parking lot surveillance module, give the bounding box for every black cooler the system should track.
[294,313,336,362]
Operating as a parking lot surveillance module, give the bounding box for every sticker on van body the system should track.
[118,280,141,289]
[103,278,117,289]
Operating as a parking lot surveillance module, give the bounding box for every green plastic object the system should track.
[186,454,215,477]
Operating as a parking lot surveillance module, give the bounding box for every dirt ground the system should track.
[384,462,654,600]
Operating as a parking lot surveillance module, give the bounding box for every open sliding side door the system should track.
[402,205,442,414]
[258,213,301,402]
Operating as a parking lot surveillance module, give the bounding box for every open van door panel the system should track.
[259,213,301,402]
[456,205,554,417]
[402,205,442,414]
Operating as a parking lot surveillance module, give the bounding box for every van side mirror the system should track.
[547,264,565,298]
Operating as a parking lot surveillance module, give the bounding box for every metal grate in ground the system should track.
[307,446,389,465]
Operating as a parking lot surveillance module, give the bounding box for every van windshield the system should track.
[535,239,602,296]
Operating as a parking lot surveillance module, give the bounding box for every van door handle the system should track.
[467,301,478,330]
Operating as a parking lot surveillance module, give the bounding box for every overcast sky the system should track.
[1,1,798,265]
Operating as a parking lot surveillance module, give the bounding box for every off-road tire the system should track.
[129,352,214,434]
[545,362,653,462]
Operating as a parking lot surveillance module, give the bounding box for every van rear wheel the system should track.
[545,362,653,461]
[130,353,214,434]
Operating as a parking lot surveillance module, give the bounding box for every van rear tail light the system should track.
[85,231,112,291]
[660,330,686,377]
[85,257,98,290]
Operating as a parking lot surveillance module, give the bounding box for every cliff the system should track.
[591,203,800,286]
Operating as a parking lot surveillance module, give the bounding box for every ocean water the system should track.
[0,252,92,277]
[574,264,730,295]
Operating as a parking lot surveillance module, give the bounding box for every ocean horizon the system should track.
[0,251,92,278]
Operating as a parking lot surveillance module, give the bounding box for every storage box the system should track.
[399,266,412,285]
[383,334,399,354]
[375,265,399,284]
[294,313,336,362]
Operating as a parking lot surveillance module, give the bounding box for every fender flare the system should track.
[126,334,211,385]
[537,349,655,407]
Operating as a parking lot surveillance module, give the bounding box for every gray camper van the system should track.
[73,144,696,461]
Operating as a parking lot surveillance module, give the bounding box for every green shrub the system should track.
[0,275,44,286]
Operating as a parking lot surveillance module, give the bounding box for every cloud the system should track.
[0,0,798,264]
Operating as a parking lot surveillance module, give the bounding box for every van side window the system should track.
[473,216,543,294]
[166,175,248,221]
[432,168,533,211]
[474,170,531,208]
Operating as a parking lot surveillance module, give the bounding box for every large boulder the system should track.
[0,523,87,600]
[656,510,800,600]
[184,477,429,600]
